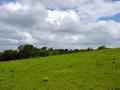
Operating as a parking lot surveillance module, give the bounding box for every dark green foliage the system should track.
[0,52,2,61]
[97,45,107,50]
[41,46,48,51]
[1,50,18,61]
[18,44,40,59]
[39,50,49,57]
[0,44,108,61]
[0,44,82,61]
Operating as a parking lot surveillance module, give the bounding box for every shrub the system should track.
[97,45,106,50]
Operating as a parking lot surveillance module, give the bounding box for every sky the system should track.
[0,0,120,50]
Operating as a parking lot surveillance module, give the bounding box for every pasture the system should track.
[0,49,120,90]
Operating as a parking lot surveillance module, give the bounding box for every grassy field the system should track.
[0,49,120,90]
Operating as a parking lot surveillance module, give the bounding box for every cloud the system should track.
[0,0,120,50]
[0,1,47,28]
[45,10,81,33]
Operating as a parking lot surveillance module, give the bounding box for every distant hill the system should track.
[0,48,120,90]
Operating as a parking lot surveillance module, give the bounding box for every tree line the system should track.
[0,44,107,61]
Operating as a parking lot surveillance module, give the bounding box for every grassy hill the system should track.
[0,48,120,90]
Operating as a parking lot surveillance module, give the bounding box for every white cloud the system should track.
[0,1,47,28]
[0,0,120,50]
[1,2,26,11]
[45,10,81,33]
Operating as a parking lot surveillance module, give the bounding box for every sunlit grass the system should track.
[0,48,120,90]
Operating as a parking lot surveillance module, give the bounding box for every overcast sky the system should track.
[0,0,120,50]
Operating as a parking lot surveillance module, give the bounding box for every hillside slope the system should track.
[0,49,120,90]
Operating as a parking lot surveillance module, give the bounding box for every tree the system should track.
[0,44,96,61]
[0,52,3,61]
[39,47,49,56]
[87,48,93,51]
[97,45,106,50]
[1,50,18,61]
[18,44,39,59]
[41,46,48,51]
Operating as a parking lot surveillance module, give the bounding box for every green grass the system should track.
[0,48,120,90]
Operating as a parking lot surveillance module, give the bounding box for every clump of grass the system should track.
[42,77,49,82]
[68,65,73,68]
[40,70,45,72]
[112,61,116,64]
[111,57,116,60]
[113,88,120,90]
[104,72,108,75]
[1,69,4,72]
[96,63,103,66]
[89,88,94,90]
[0,77,4,81]
[111,68,114,70]
[79,85,84,87]
[10,69,14,72]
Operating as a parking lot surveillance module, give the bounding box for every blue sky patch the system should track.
[0,0,15,4]
[112,0,120,1]
[99,13,120,22]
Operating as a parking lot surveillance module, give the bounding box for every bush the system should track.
[97,45,106,50]
[1,50,18,61]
